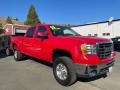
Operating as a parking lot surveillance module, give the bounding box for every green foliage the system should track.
[0,23,2,28]
[25,4,41,25]
[0,29,5,34]
[6,17,13,24]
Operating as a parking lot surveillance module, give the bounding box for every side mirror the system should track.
[37,32,48,39]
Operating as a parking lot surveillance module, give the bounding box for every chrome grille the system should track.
[97,42,113,59]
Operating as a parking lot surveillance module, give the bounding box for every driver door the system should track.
[33,26,50,61]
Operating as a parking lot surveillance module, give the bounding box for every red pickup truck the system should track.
[11,24,116,86]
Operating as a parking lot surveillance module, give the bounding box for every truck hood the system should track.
[57,36,111,44]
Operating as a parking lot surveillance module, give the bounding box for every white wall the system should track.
[72,20,120,39]
[112,21,120,37]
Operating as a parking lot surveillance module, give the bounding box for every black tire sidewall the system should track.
[53,56,76,86]
[14,49,22,61]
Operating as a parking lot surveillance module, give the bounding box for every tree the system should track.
[25,4,40,25]
[6,17,13,24]
[0,29,5,34]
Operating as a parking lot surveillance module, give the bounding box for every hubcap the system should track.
[56,63,68,80]
[14,50,18,58]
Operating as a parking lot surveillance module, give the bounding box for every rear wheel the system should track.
[53,56,77,86]
[14,49,23,61]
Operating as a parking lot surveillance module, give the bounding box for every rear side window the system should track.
[26,27,35,38]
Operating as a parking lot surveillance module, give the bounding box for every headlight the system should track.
[80,44,96,55]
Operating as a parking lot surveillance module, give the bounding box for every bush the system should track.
[0,29,5,34]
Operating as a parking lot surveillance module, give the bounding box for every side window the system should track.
[64,29,75,35]
[36,26,48,38]
[26,27,35,38]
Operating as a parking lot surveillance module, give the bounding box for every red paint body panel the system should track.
[11,24,116,65]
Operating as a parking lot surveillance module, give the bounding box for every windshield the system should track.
[49,25,80,36]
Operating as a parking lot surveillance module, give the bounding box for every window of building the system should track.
[102,33,110,36]
[88,34,91,36]
[103,33,105,36]
[26,27,35,38]
[94,34,98,36]
[106,33,110,36]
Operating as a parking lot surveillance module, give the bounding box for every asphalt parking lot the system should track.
[0,52,120,90]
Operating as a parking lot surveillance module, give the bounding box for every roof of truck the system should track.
[35,23,70,27]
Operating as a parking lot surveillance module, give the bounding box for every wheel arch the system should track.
[12,43,17,50]
[52,49,72,61]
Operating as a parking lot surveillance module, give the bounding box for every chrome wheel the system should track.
[56,63,68,80]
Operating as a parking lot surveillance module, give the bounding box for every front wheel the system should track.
[14,49,23,61]
[53,56,77,86]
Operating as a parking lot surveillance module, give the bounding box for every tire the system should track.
[14,49,23,61]
[5,48,11,56]
[53,56,77,86]
[102,73,107,78]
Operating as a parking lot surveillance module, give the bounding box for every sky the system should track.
[0,0,120,24]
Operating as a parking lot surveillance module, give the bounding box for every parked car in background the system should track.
[0,35,12,55]
[111,37,120,51]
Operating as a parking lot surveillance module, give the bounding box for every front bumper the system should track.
[74,60,115,78]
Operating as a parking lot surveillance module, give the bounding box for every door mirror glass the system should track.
[37,32,48,39]
[36,26,48,39]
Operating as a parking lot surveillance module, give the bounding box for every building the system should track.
[0,17,30,36]
[3,24,30,35]
[72,18,120,38]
